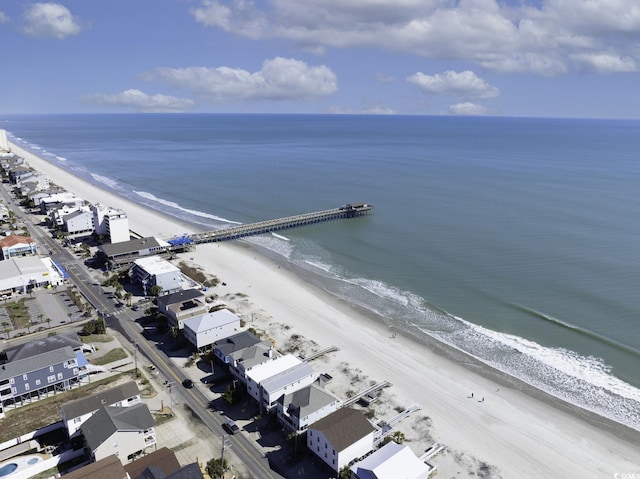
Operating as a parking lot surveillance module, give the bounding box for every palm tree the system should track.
[124,292,132,307]
[45,317,51,329]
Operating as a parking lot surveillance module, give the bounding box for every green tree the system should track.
[150,285,163,297]
[45,317,51,329]
[338,466,352,479]
[222,385,234,405]
[205,458,227,479]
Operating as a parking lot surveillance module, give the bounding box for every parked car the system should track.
[222,420,239,435]
[182,379,194,388]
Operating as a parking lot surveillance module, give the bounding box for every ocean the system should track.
[4,113,640,430]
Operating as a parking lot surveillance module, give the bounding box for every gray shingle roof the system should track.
[4,333,83,362]
[81,403,154,452]
[156,289,204,307]
[214,331,261,357]
[0,346,76,381]
[280,382,341,419]
[61,380,140,420]
[310,408,375,452]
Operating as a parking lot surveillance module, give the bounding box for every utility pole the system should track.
[221,434,231,475]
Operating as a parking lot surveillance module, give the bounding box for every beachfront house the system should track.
[64,209,95,235]
[61,380,141,438]
[0,345,84,419]
[93,203,130,244]
[307,408,376,473]
[244,353,317,412]
[229,341,280,385]
[213,330,261,365]
[0,234,37,260]
[182,309,241,352]
[98,236,171,268]
[38,192,83,214]
[17,172,49,192]
[276,381,343,434]
[156,288,207,330]
[129,256,182,297]
[349,441,432,479]
[81,403,156,463]
[0,256,65,297]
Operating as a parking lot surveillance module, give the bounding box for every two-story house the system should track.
[276,381,343,434]
[183,309,241,352]
[307,408,376,473]
[81,403,156,463]
[61,380,141,438]
[213,331,261,365]
[156,289,207,330]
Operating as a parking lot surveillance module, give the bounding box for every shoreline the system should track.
[8,139,640,477]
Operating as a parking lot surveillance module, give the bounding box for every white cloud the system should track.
[22,3,83,39]
[140,57,338,103]
[0,11,9,23]
[188,0,640,75]
[407,70,499,100]
[448,102,493,116]
[81,90,195,113]
[570,53,637,73]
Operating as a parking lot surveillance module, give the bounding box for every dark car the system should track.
[222,420,240,435]
[182,379,193,388]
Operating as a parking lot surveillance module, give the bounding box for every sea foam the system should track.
[133,190,242,225]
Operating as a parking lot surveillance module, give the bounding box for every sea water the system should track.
[4,113,640,430]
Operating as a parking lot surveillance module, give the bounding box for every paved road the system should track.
[1,181,291,478]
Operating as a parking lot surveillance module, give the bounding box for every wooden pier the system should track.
[188,202,373,245]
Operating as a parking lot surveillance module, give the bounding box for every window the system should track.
[23,374,28,380]
[35,379,41,386]
[48,375,56,383]
[25,383,30,391]
[50,366,54,373]
[57,373,63,380]
[9,378,14,385]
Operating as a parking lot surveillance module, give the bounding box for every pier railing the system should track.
[188,203,372,244]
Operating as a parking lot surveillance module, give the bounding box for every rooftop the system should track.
[310,408,376,452]
[245,354,302,385]
[61,380,140,420]
[81,403,155,452]
[133,256,180,275]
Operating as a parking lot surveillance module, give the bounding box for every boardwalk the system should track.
[188,202,373,245]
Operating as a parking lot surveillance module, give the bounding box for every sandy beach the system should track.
[10,141,640,478]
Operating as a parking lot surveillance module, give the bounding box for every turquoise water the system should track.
[5,114,640,429]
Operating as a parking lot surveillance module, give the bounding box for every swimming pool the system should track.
[0,455,44,478]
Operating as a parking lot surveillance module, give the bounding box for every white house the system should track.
[81,403,156,463]
[64,209,95,235]
[61,380,141,438]
[39,192,82,214]
[307,408,376,473]
[229,341,280,385]
[260,361,317,412]
[183,309,241,351]
[93,203,130,244]
[244,354,316,411]
[349,441,432,479]
[276,382,343,434]
[130,256,182,296]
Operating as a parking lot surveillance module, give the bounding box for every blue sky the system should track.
[1,0,639,118]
